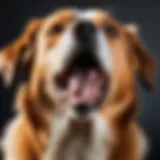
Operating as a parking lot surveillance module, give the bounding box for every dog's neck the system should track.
[43,112,112,160]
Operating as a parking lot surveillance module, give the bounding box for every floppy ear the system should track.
[0,19,43,86]
[125,24,156,90]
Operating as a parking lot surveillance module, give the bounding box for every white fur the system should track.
[78,10,97,21]
[45,27,77,101]
[138,131,149,160]
[43,112,111,160]
[2,116,23,160]
[85,113,110,160]
[96,30,112,71]
[47,28,77,74]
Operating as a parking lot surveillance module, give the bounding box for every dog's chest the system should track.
[48,115,110,160]
[62,135,106,160]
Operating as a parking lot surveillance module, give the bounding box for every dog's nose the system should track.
[73,103,92,116]
[75,21,96,43]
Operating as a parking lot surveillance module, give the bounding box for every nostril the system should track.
[74,103,91,116]
[75,21,96,42]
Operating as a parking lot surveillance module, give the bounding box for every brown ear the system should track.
[125,24,156,90]
[0,19,43,86]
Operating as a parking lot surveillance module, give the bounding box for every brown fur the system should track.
[0,9,155,160]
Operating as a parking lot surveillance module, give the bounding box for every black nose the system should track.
[74,103,92,116]
[75,21,96,43]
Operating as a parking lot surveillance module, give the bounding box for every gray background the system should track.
[0,0,159,159]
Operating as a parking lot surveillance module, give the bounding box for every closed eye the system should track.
[104,24,118,37]
[48,23,64,35]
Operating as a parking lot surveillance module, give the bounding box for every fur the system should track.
[0,8,155,160]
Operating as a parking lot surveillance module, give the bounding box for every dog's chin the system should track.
[54,49,109,117]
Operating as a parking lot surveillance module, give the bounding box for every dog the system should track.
[0,8,155,160]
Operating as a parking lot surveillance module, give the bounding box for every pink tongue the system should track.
[68,69,104,105]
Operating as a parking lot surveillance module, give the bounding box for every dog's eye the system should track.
[48,23,64,35]
[104,25,118,36]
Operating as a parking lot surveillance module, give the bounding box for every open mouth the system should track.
[55,49,109,108]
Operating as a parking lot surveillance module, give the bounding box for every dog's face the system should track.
[0,9,155,119]
[40,9,115,117]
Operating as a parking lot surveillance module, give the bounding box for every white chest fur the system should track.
[43,113,111,160]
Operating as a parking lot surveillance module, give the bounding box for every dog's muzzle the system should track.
[54,20,109,118]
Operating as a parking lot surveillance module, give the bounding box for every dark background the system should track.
[0,0,160,159]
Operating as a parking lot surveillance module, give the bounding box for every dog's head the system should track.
[0,9,155,119]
